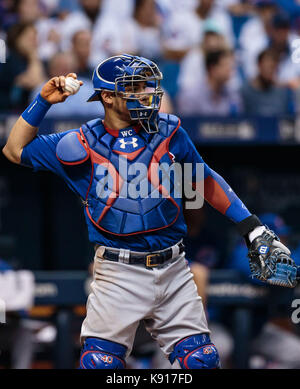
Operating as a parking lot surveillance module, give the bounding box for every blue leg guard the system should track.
[169,334,221,369]
[79,337,127,369]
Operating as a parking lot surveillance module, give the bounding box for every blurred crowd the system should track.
[1,0,300,116]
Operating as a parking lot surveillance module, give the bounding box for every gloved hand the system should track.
[247,226,298,288]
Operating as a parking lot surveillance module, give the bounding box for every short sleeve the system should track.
[21,129,80,174]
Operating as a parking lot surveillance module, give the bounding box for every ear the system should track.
[101,91,114,105]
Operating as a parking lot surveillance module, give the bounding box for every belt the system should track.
[95,241,185,269]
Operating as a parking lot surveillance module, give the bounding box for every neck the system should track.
[197,4,210,19]
[255,75,274,90]
[84,8,100,24]
[103,114,133,131]
[270,41,288,54]
[208,76,223,94]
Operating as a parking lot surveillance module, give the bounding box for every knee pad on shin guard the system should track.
[169,334,220,369]
[79,337,127,369]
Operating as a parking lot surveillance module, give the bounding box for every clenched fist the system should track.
[40,73,83,104]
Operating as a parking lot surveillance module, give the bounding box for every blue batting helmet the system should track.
[87,54,164,133]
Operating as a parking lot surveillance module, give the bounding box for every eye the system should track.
[125,86,139,93]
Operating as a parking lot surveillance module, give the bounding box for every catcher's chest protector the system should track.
[56,114,181,235]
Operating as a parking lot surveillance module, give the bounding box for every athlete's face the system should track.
[111,93,132,122]
[123,81,154,106]
[101,79,161,129]
[107,81,154,120]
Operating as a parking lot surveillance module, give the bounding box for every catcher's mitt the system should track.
[248,228,298,288]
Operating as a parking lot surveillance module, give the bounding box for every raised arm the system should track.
[2,73,82,164]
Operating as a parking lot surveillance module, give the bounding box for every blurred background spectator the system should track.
[55,0,103,53]
[177,48,242,116]
[8,0,44,27]
[267,12,300,88]
[71,29,93,79]
[240,48,295,115]
[0,21,45,112]
[0,257,35,369]
[88,0,137,68]
[238,3,300,87]
[177,20,232,96]
[238,0,278,79]
[161,0,234,62]
[29,51,104,118]
[122,0,162,61]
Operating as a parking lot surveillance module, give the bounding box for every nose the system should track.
[139,94,151,106]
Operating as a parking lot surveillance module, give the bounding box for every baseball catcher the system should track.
[2,54,299,369]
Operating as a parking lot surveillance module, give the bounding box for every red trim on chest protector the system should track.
[148,119,181,196]
[113,147,145,160]
[80,129,123,222]
[89,148,124,225]
[86,199,180,236]
[80,119,181,236]
[151,118,181,164]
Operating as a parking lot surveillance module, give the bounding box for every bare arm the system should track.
[2,73,83,165]
[2,117,38,164]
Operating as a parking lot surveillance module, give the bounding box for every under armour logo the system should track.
[119,138,138,149]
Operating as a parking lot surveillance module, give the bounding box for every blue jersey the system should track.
[21,115,251,251]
